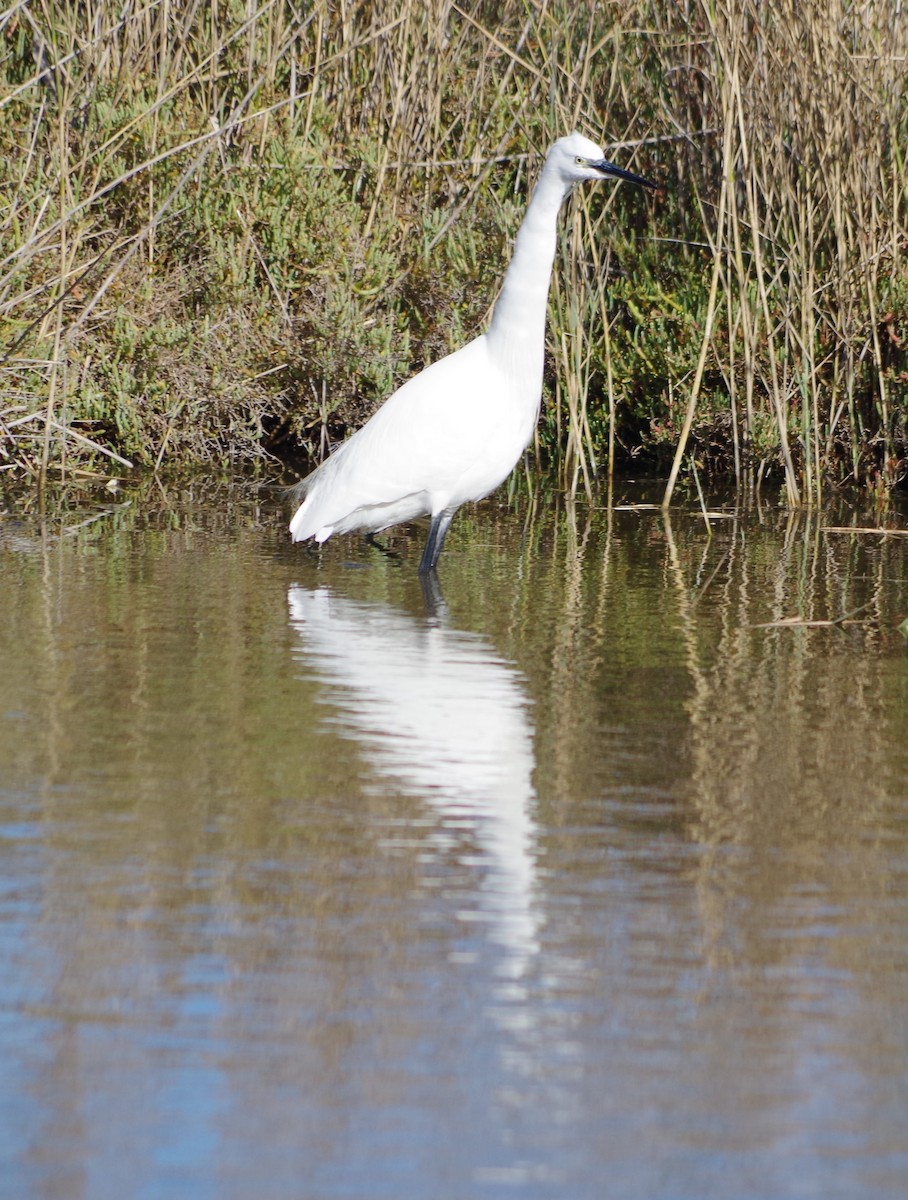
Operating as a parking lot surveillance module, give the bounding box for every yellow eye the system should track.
[575,155,585,165]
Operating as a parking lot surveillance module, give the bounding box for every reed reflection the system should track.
[288,582,539,976]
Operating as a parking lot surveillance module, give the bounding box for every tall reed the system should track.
[0,0,904,496]
[661,0,907,504]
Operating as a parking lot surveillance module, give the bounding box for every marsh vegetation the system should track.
[1,0,905,499]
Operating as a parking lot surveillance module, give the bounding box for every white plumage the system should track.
[289,131,655,572]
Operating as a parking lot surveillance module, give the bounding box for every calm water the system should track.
[1,480,907,1200]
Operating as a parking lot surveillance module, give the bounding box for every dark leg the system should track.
[419,508,456,574]
[365,532,400,562]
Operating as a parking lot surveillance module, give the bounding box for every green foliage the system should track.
[0,0,905,496]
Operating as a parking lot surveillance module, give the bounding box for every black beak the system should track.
[592,159,658,191]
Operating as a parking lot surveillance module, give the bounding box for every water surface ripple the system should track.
[1,485,907,1199]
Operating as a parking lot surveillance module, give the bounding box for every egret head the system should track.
[549,130,657,192]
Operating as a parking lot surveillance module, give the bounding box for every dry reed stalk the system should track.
[0,0,904,487]
[663,100,733,510]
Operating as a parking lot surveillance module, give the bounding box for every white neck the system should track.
[486,159,572,363]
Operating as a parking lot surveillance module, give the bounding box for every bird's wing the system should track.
[346,337,501,480]
[292,337,509,539]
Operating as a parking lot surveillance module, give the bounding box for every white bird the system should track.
[289,131,656,573]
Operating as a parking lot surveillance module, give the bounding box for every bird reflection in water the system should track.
[287,581,538,978]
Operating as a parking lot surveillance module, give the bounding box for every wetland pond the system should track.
[1,480,908,1200]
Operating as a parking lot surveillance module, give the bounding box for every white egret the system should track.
[289,131,656,572]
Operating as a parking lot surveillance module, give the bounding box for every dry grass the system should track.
[0,0,905,498]
[663,0,908,504]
